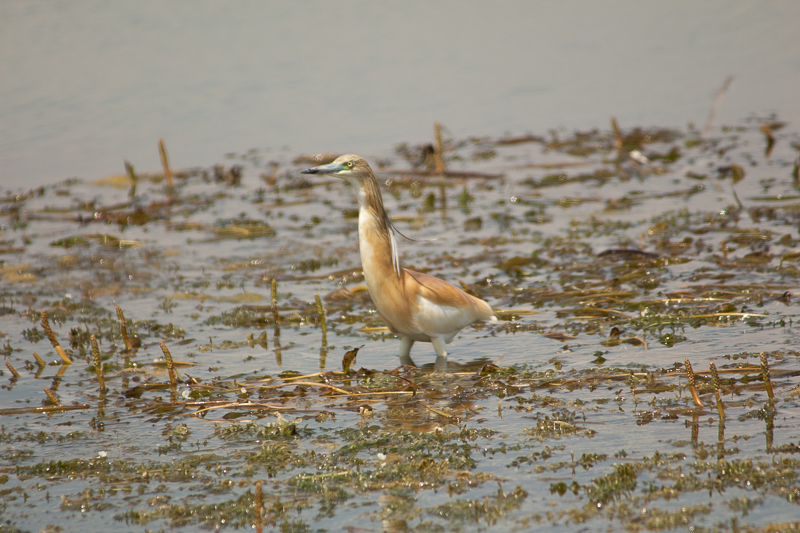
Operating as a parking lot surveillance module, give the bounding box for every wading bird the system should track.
[301,154,497,371]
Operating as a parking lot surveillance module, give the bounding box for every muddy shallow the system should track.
[1,118,800,532]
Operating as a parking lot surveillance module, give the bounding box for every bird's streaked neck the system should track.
[346,176,402,278]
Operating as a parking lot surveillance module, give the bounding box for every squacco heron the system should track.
[302,154,497,371]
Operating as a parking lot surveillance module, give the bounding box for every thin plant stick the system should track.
[709,362,725,425]
[44,388,60,405]
[434,122,445,174]
[258,381,349,395]
[611,117,623,161]
[41,310,72,364]
[117,306,134,351]
[315,293,327,339]
[160,342,178,386]
[271,279,279,324]
[685,359,703,407]
[158,138,174,188]
[5,361,20,378]
[702,76,734,139]
[91,335,105,391]
[760,352,774,402]
[255,481,263,533]
[124,160,138,199]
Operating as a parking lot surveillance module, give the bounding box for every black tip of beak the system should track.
[300,168,318,175]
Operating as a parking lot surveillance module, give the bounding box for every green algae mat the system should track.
[1,118,800,532]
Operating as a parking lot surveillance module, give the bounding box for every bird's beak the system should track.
[300,162,344,175]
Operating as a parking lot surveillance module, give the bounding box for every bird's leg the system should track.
[398,336,416,367]
[431,337,448,372]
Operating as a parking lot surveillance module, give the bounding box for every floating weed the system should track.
[215,418,303,441]
[429,485,528,526]
[587,462,640,505]
[3,120,800,531]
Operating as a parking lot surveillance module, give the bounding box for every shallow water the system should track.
[3,3,800,530]
[2,2,799,187]
[1,117,800,532]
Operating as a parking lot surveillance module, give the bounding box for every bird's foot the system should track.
[399,354,417,367]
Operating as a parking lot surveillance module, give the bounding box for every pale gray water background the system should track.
[1,1,799,188]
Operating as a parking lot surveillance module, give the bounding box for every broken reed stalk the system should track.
[760,352,775,402]
[116,305,134,351]
[124,160,138,199]
[702,75,734,139]
[685,359,703,407]
[271,279,279,324]
[759,124,776,157]
[90,335,105,391]
[32,352,45,367]
[611,117,623,161]
[315,293,327,339]
[433,122,445,174]
[255,481,263,533]
[5,361,21,378]
[44,388,60,405]
[41,310,72,364]
[258,380,349,395]
[158,138,174,188]
[709,362,725,424]
[160,342,178,386]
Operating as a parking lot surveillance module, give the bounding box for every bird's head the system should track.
[300,154,373,186]
[301,153,399,273]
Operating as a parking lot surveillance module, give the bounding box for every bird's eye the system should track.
[346,161,354,168]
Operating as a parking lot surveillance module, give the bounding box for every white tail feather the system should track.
[388,223,400,276]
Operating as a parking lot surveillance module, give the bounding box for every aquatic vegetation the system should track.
[1,119,800,531]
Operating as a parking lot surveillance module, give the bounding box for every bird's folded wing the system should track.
[405,269,494,319]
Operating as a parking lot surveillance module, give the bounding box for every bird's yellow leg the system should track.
[398,336,416,367]
[431,336,448,372]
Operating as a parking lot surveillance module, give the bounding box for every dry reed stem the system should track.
[91,335,105,391]
[759,124,776,157]
[0,404,90,416]
[116,306,134,351]
[709,362,725,424]
[261,371,346,383]
[687,312,766,318]
[41,310,71,364]
[255,481,263,533]
[32,352,45,367]
[685,359,704,407]
[5,361,20,378]
[331,390,414,397]
[611,117,623,160]
[258,381,349,395]
[760,352,775,402]
[702,76,734,139]
[124,160,137,199]
[315,293,327,337]
[160,342,177,385]
[187,402,289,418]
[426,405,460,419]
[158,138,174,188]
[43,388,60,405]
[434,122,445,174]
[271,279,279,324]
